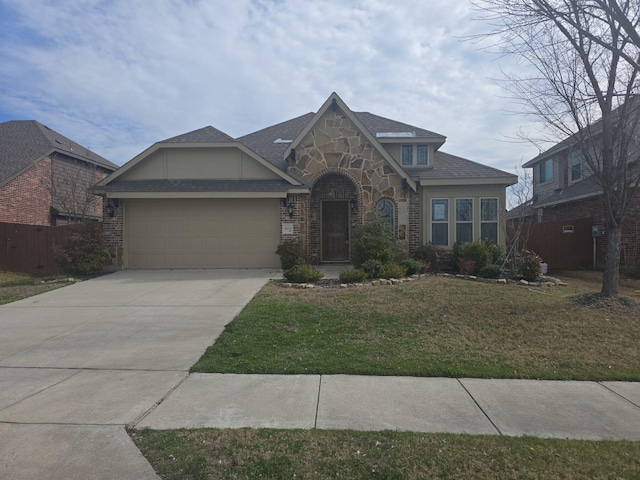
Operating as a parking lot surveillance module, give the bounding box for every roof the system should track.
[354,111,444,140]
[415,151,517,182]
[533,174,602,208]
[94,179,295,193]
[0,120,117,186]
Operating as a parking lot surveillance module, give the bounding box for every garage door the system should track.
[125,198,281,268]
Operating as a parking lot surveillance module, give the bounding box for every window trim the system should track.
[480,197,499,244]
[431,198,449,246]
[455,198,473,244]
[401,144,429,167]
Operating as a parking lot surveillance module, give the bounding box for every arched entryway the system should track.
[310,172,361,263]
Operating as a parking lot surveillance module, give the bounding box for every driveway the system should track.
[0,269,274,480]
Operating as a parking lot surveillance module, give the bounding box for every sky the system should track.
[0,0,545,183]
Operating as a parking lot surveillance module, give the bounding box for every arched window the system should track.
[377,199,395,233]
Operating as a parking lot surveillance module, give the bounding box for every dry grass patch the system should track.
[0,271,72,305]
[192,274,640,380]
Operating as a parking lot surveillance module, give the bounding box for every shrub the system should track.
[479,264,504,279]
[351,219,397,268]
[381,262,408,279]
[361,259,384,279]
[518,250,543,282]
[283,264,324,283]
[456,242,492,273]
[275,240,305,270]
[55,222,109,276]
[484,241,506,267]
[457,258,476,276]
[400,258,422,276]
[414,242,445,272]
[339,268,368,284]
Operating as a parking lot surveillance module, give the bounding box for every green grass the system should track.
[131,428,640,480]
[192,274,640,381]
[0,271,73,305]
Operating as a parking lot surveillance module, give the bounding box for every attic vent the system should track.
[55,139,63,144]
[274,138,293,144]
[376,132,416,138]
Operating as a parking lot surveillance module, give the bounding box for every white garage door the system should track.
[125,198,281,268]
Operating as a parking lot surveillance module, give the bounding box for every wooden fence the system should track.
[0,222,79,274]
[508,217,594,271]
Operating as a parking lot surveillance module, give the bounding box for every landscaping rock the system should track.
[497,279,507,284]
[518,279,530,286]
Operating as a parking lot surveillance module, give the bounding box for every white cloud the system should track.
[0,0,544,172]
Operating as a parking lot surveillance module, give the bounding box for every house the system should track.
[95,93,517,269]
[518,103,640,270]
[0,120,118,226]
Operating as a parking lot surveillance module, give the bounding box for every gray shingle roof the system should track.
[413,151,517,181]
[0,120,116,185]
[237,113,316,170]
[96,179,295,193]
[534,174,602,207]
[160,126,234,143]
[354,111,444,139]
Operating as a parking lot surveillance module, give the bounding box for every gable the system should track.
[117,146,281,181]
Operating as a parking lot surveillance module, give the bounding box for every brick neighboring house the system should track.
[0,120,117,226]
[516,106,640,270]
[95,92,517,269]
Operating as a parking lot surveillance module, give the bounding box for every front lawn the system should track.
[132,428,640,480]
[192,273,640,381]
[0,271,73,305]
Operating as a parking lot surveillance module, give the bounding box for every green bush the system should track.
[457,242,492,273]
[283,264,324,283]
[413,242,445,272]
[484,241,506,267]
[381,262,408,279]
[518,250,543,282]
[479,264,504,279]
[275,240,305,270]
[351,219,397,268]
[400,258,422,276]
[361,259,383,279]
[55,222,108,276]
[339,268,368,284]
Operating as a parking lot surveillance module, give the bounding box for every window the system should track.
[377,199,395,233]
[570,149,582,181]
[539,159,553,184]
[455,198,473,244]
[401,145,413,166]
[480,198,498,243]
[417,145,429,165]
[431,199,449,246]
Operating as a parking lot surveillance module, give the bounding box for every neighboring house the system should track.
[0,120,118,226]
[517,106,640,270]
[95,93,517,269]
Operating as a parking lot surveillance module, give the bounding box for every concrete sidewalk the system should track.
[136,373,640,441]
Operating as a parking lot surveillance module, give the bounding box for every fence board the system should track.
[0,222,78,274]
[516,217,594,271]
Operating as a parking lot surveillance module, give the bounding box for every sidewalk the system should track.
[135,374,640,441]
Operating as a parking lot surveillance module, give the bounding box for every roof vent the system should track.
[376,132,416,138]
[55,139,63,144]
[274,138,293,144]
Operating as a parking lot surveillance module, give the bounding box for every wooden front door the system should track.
[322,201,350,262]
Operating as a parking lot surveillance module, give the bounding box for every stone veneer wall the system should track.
[288,108,417,260]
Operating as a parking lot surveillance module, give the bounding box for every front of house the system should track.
[95,93,517,269]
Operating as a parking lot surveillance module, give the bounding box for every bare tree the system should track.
[472,0,640,296]
[505,167,535,272]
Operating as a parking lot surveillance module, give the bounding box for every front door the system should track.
[322,201,350,262]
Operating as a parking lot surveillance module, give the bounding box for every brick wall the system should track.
[102,200,124,266]
[539,191,640,268]
[0,157,52,226]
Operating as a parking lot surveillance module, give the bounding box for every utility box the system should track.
[592,225,605,237]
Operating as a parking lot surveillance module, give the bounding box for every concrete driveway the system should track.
[0,269,274,480]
